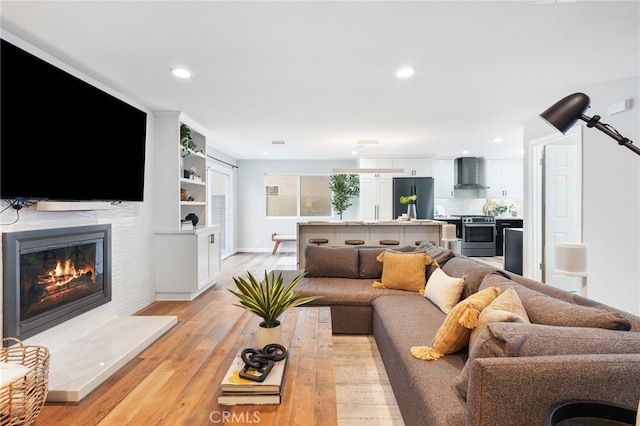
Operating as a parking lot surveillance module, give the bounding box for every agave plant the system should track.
[228,271,322,328]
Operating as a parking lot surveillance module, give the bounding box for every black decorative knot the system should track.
[239,344,288,382]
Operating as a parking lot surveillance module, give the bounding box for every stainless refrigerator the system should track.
[392,177,435,220]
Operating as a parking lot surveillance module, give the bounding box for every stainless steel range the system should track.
[460,215,496,257]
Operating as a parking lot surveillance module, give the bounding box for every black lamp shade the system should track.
[540,92,590,134]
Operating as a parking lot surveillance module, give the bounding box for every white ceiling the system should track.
[1,1,638,160]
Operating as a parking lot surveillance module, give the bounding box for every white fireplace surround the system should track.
[1,225,177,402]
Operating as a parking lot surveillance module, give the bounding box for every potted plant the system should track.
[228,271,322,348]
[329,174,360,220]
[399,194,418,219]
[180,123,198,157]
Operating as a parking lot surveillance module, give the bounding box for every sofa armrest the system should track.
[466,354,640,426]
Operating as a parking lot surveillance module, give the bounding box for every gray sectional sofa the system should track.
[272,242,640,425]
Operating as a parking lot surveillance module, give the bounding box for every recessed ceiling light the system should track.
[395,67,415,78]
[352,151,359,155]
[493,138,504,143]
[462,150,470,154]
[171,68,192,78]
[262,151,269,155]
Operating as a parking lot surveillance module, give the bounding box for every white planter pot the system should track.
[256,321,283,349]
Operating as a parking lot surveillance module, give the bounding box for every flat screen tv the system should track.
[0,38,147,202]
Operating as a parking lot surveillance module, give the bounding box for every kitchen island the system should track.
[297,220,445,269]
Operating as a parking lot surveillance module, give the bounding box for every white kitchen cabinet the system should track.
[156,226,221,301]
[432,159,455,198]
[486,159,523,198]
[360,178,393,221]
[392,158,432,177]
[359,158,394,178]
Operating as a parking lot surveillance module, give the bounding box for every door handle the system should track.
[209,234,215,244]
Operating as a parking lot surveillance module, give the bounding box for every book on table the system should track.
[218,351,288,405]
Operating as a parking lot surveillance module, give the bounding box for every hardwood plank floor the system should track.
[36,251,299,426]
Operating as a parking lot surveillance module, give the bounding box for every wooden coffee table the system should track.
[210,307,337,425]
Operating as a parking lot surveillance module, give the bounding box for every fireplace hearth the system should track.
[3,225,112,342]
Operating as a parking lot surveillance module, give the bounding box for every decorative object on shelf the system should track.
[329,174,360,220]
[540,92,640,157]
[228,271,322,348]
[180,123,198,157]
[180,188,194,202]
[185,213,199,226]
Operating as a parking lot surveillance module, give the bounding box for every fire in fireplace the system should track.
[3,225,112,342]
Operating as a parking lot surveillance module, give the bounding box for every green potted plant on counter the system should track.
[330,174,360,220]
[228,271,322,348]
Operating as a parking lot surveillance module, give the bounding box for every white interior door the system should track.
[543,135,581,292]
[208,165,232,259]
[523,126,582,291]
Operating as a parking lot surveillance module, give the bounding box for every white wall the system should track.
[524,77,640,315]
[235,159,358,252]
[0,34,158,337]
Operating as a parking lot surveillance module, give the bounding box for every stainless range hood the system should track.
[454,157,489,189]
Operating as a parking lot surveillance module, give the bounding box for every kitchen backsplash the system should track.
[435,195,523,217]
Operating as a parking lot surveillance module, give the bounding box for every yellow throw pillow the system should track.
[411,286,501,360]
[372,251,433,295]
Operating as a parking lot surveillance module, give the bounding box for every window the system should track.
[265,175,331,217]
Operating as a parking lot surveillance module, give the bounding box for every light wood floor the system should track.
[36,251,299,426]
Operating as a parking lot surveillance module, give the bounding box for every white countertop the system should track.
[299,220,445,226]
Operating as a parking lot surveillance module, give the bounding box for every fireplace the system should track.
[3,225,112,342]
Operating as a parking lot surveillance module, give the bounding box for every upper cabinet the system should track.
[155,111,209,229]
[486,159,523,199]
[432,159,455,198]
[359,158,394,178]
[392,158,432,177]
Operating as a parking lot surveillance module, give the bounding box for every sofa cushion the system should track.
[454,322,640,400]
[468,287,529,349]
[304,245,359,278]
[411,286,501,360]
[415,241,456,267]
[372,251,432,294]
[441,256,500,300]
[424,268,465,314]
[358,246,414,279]
[479,273,632,331]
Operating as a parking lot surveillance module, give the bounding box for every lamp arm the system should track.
[579,114,640,156]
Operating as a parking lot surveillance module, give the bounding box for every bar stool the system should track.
[379,240,400,246]
[345,240,365,245]
[309,238,329,245]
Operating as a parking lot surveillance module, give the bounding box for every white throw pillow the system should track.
[424,268,465,314]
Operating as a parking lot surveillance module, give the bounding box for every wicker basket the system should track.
[0,338,50,426]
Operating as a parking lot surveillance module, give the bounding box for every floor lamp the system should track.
[442,224,458,252]
[554,242,588,297]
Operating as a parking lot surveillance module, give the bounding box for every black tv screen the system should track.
[0,38,147,202]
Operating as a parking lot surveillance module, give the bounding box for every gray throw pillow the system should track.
[454,322,640,400]
[414,242,456,267]
[479,273,632,331]
[304,245,359,278]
